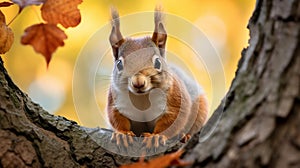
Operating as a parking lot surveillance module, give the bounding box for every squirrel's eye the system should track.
[154,57,162,70]
[116,59,123,71]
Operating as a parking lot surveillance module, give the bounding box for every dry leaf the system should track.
[21,23,67,65]
[0,2,14,7]
[0,10,14,54]
[120,150,191,168]
[11,0,45,9]
[41,0,82,28]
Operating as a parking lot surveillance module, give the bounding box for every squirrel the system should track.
[106,6,208,148]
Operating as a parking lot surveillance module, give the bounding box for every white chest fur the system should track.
[114,88,167,122]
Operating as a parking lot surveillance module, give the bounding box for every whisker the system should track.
[98,89,110,95]
[97,76,111,80]
[95,87,111,96]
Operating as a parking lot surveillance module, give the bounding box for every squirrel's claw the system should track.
[179,133,191,143]
[142,133,168,149]
[111,131,135,147]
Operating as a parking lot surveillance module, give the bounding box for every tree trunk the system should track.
[183,0,300,167]
[0,0,299,167]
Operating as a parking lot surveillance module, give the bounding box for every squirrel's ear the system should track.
[152,6,167,57]
[109,7,124,60]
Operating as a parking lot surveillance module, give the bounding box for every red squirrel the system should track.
[107,7,208,148]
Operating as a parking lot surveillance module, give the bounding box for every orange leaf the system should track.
[120,150,191,168]
[21,23,67,65]
[0,10,14,54]
[41,0,82,28]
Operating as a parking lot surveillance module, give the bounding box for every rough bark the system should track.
[0,56,182,167]
[183,0,300,167]
[0,58,120,167]
[0,0,299,167]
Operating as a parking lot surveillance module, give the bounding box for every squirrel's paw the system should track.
[111,131,135,147]
[142,133,168,148]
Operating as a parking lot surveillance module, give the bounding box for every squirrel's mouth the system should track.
[130,89,149,95]
[128,86,152,95]
[136,90,145,94]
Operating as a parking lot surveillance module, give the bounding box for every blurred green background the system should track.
[1,0,255,127]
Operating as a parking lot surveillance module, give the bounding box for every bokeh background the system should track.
[2,0,255,128]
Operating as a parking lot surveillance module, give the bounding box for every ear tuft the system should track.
[109,6,124,60]
[152,5,167,57]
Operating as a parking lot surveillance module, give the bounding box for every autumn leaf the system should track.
[0,10,14,54]
[10,0,45,9]
[21,23,67,65]
[120,150,191,168]
[41,0,82,28]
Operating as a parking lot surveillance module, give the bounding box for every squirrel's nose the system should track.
[132,80,145,89]
[131,75,146,89]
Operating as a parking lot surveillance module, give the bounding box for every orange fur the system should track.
[187,94,208,135]
[153,76,191,138]
[107,87,131,133]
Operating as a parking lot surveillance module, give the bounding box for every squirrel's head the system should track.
[109,7,170,95]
